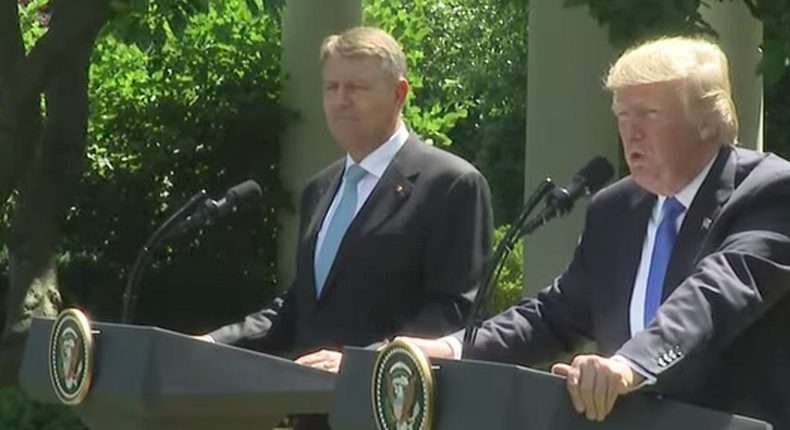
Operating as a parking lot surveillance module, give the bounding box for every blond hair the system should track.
[320,26,407,81]
[605,36,739,143]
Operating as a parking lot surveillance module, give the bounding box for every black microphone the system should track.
[461,156,614,352]
[121,180,262,324]
[519,156,614,237]
[461,177,554,349]
[166,180,263,239]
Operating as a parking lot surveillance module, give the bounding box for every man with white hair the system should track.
[397,36,790,429]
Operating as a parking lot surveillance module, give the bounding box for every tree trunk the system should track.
[0,0,36,207]
[0,0,109,386]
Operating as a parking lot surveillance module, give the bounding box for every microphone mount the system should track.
[120,179,263,324]
[461,156,614,353]
[462,178,555,349]
[121,190,208,324]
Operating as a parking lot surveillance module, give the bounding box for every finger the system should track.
[296,357,322,366]
[295,351,326,365]
[592,367,610,421]
[294,355,316,365]
[310,359,334,371]
[578,360,597,420]
[565,364,584,414]
[551,363,571,376]
[327,354,341,371]
[605,372,619,418]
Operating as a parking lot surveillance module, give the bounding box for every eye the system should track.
[613,109,629,120]
[349,82,370,92]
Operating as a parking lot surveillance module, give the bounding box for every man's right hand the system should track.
[393,336,455,359]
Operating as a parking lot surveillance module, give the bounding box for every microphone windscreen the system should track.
[577,156,614,194]
[227,180,262,202]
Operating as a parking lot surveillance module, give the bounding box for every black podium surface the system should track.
[19,316,336,430]
[329,346,772,430]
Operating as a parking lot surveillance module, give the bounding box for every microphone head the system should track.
[575,156,614,195]
[227,179,263,203]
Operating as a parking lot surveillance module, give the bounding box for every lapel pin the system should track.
[702,217,712,230]
[396,184,404,194]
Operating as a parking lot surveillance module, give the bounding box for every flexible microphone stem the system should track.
[121,190,208,324]
[461,156,614,353]
[518,203,561,238]
[462,178,555,350]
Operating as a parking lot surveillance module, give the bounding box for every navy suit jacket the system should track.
[464,146,790,429]
[209,133,494,359]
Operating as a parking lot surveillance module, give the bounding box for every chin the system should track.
[632,175,662,195]
[331,131,360,146]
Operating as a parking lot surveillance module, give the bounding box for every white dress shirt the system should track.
[313,121,408,266]
[628,155,715,335]
[444,153,718,376]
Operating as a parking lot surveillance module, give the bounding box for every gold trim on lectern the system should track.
[371,339,435,430]
[48,308,94,405]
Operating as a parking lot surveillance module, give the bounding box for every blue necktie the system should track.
[314,164,367,294]
[643,197,685,327]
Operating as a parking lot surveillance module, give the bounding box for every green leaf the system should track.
[262,0,285,18]
[245,0,262,16]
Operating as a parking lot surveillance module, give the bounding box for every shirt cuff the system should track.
[612,354,656,389]
[442,336,463,360]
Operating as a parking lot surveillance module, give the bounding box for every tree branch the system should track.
[0,37,94,386]
[0,0,110,385]
[0,0,109,209]
[8,0,110,116]
[0,0,36,217]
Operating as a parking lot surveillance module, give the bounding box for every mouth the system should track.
[627,150,646,164]
[333,115,357,121]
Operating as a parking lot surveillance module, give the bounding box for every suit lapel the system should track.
[662,145,735,300]
[610,189,656,343]
[353,152,414,238]
[315,136,419,302]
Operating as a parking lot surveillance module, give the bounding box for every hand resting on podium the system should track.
[393,336,644,422]
[295,349,343,373]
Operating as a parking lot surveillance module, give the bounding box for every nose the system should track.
[618,117,644,144]
[326,88,351,111]
[336,86,353,107]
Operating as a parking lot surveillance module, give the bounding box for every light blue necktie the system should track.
[314,164,367,294]
[643,197,685,327]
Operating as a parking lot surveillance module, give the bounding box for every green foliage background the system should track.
[59,0,291,331]
[3,0,790,428]
[364,0,529,225]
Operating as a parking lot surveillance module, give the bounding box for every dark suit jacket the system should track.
[464,146,790,429]
[209,132,493,359]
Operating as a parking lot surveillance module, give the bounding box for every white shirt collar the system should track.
[344,121,408,178]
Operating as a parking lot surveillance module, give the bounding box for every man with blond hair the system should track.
[198,25,493,429]
[398,36,790,429]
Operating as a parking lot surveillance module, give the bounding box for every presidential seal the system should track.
[371,339,434,430]
[48,308,94,405]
